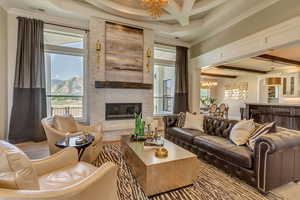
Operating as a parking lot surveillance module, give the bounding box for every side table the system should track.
[55,135,94,160]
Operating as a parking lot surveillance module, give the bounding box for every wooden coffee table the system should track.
[121,135,198,196]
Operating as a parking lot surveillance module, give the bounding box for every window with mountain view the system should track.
[44,27,87,120]
[153,45,176,114]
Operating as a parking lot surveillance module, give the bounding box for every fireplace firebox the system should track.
[105,103,142,120]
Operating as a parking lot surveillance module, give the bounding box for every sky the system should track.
[47,42,84,81]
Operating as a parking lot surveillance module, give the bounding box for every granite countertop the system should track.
[245,102,300,107]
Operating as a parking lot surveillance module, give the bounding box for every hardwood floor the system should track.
[17,141,49,159]
[17,140,119,160]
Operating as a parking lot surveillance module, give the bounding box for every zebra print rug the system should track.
[94,144,282,200]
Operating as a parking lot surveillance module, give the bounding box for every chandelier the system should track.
[141,0,168,19]
[201,81,218,88]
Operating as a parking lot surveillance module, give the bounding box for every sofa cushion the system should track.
[39,162,97,190]
[194,135,253,169]
[0,140,39,190]
[247,121,276,151]
[183,112,204,131]
[230,119,256,145]
[167,127,203,143]
[176,112,186,128]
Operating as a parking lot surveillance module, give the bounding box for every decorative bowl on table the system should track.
[155,147,168,158]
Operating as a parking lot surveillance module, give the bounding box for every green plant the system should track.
[134,113,145,136]
[200,97,217,106]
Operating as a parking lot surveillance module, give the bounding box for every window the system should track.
[224,82,248,100]
[44,26,87,120]
[153,45,176,114]
[200,88,210,99]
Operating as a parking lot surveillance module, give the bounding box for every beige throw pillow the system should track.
[247,121,276,151]
[176,112,186,128]
[183,112,204,131]
[53,115,78,133]
[0,140,40,190]
[230,119,256,145]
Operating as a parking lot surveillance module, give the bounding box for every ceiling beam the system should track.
[215,65,268,74]
[201,72,237,78]
[164,0,189,26]
[182,0,196,15]
[191,0,227,15]
[254,54,300,66]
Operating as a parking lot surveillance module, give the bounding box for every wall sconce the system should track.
[146,48,152,72]
[96,40,102,69]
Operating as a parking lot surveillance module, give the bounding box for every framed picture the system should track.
[105,22,144,82]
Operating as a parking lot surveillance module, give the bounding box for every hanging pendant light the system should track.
[266,77,281,86]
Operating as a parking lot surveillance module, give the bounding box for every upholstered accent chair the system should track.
[42,116,103,163]
[0,140,118,200]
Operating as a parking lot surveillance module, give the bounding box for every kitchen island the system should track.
[245,103,300,130]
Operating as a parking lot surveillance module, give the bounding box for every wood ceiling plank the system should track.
[215,65,268,74]
[254,54,300,66]
[201,72,237,78]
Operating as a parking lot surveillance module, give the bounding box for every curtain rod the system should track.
[45,22,89,32]
[16,17,89,32]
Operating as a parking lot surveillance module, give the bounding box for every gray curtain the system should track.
[9,17,46,143]
[173,46,189,114]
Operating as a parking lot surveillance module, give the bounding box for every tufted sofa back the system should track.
[203,116,238,139]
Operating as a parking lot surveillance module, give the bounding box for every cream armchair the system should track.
[42,117,103,163]
[0,140,118,200]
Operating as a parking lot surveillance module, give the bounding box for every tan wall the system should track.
[6,14,18,136]
[0,7,8,139]
[191,0,300,58]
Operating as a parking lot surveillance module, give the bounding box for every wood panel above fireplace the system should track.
[95,81,152,89]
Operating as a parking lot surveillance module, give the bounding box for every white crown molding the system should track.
[191,15,300,69]
[86,0,150,19]
[191,0,280,46]
[154,32,191,48]
[7,8,89,29]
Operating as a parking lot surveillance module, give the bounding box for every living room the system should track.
[1,0,300,200]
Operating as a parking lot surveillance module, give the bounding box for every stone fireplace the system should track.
[88,18,154,132]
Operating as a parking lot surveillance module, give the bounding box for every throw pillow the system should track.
[0,140,40,190]
[183,112,204,131]
[53,115,78,133]
[176,112,186,128]
[229,119,256,145]
[247,121,276,151]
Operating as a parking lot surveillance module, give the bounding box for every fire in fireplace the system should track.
[105,103,142,120]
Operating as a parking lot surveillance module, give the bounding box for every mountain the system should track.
[51,79,64,86]
[51,77,83,95]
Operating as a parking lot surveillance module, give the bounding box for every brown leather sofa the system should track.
[164,115,300,193]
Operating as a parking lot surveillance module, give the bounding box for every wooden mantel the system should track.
[95,81,153,89]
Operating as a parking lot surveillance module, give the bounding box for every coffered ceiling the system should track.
[0,0,280,43]
[202,46,300,78]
